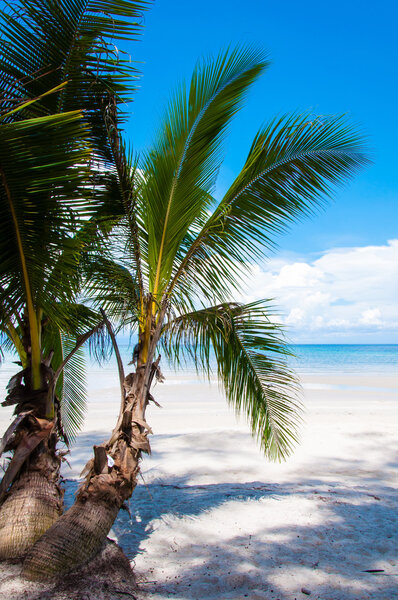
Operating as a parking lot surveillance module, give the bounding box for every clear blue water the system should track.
[114,344,398,376]
[1,346,397,394]
[289,345,398,374]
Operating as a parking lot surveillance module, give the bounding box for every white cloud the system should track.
[285,308,305,326]
[241,239,398,342]
[360,308,382,325]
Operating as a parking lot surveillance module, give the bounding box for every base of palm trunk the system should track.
[1,539,137,600]
[0,470,62,559]
[23,364,151,581]
[22,497,120,580]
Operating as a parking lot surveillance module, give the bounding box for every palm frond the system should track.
[138,46,269,297]
[45,302,102,338]
[40,321,88,443]
[0,0,149,113]
[168,113,369,303]
[43,311,107,442]
[96,127,145,297]
[0,111,91,314]
[86,320,114,365]
[84,254,140,324]
[0,0,150,170]
[0,109,91,384]
[161,301,302,461]
[56,333,87,444]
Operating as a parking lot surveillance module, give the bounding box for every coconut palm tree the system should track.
[22,46,368,580]
[0,0,148,558]
[0,96,102,558]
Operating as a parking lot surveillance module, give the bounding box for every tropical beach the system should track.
[0,0,397,598]
[1,347,398,599]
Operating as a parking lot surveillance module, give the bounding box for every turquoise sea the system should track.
[0,346,397,395]
[289,344,398,374]
[114,344,398,376]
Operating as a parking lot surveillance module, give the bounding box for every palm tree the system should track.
[22,47,368,580]
[0,99,106,557]
[0,0,148,558]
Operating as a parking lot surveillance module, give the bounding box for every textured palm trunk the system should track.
[0,364,63,559]
[23,359,156,580]
[22,497,121,580]
[0,443,63,559]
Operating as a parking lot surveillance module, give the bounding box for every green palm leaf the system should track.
[168,113,369,303]
[41,325,87,444]
[42,303,107,441]
[84,253,140,324]
[0,111,91,305]
[0,0,148,115]
[162,301,302,460]
[0,109,90,385]
[139,46,269,297]
[57,334,87,444]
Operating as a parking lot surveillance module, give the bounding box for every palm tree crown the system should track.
[91,46,368,460]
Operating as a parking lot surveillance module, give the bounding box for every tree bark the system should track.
[22,496,120,580]
[0,442,63,558]
[0,366,64,559]
[23,360,156,580]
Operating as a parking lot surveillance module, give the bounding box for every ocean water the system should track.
[86,343,398,382]
[76,344,398,400]
[290,344,398,375]
[0,345,397,398]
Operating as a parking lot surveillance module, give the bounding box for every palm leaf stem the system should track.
[0,321,26,366]
[140,296,153,364]
[120,212,144,313]
[1,81,69,121]
[100,308,125,445]
[151,181,175,299]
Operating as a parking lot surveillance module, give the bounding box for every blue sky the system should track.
[122,0,398,342]
[126,0,397,256]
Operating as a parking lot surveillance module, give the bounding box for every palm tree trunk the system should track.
[0,365,63,559]
[23,360,156,580]
[22,495,121,580]
[0,440,63,558]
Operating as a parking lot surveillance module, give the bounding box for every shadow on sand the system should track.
[61,429,398,600]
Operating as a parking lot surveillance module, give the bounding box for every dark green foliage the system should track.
[0,0,149,426]
[0,110,91,321]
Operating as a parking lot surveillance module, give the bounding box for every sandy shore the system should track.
[1,371,398,599]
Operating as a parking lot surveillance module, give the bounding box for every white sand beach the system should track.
[1,370,398,599]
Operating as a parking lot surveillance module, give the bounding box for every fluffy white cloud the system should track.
[241,240,398,342]
[360,308,382,326]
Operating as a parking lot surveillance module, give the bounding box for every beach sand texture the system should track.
[0,368,397,599]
